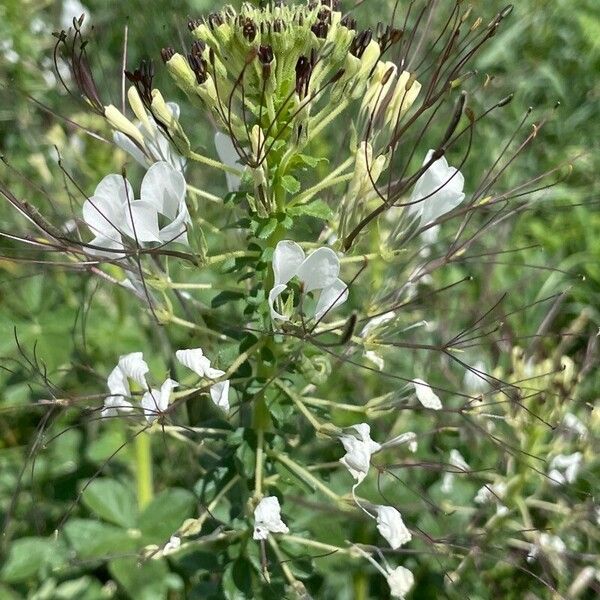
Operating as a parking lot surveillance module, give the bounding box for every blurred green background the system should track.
[0,1,598,598]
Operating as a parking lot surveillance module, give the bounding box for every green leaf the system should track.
[0,537,55,583]
[296,153,328,168]
[109,556,172,600]
[64,519,138,560]
[256,217,278,240]
[211,290,246,309]
[222,558,255,599]
[81,478,137,528]
[280,175,301,195]
[288,200,333,221]
[137,488,196,544]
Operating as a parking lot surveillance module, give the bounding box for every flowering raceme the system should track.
[3,1,592,598]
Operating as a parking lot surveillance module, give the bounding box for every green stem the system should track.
[280,534,351,555]
[269,450,341,502]
[134,432,153,509]
[188,150,244,176]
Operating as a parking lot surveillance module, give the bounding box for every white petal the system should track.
[118,352,149,387]
[268,284,290,321]
[176,348,217,378]
[386,566,414,599]
[272,240,305,286]
[107,364,129,397]
[122,200,161,242]
[113,131,148,167]
[141,388,161,422]
[210,380,230,411]
[215,132,242,192]
[87,235,125,258]
[296,247,340,292]
[83,184,126,239]
[314,278,348,321]
[141,161,187,219]
[376,506,412,549]
[410,149,465,224]
[413,378,442,410]
[158,199,189,245]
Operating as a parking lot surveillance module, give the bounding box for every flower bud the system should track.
[104,105,145,146]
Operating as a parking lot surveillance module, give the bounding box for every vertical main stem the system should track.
[134,432,154,509]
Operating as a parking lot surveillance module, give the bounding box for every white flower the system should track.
[527,533,566,562]
[176,348,230,411]
[163,535,181,554]
[376,506,412,549]
[412,379,442,410]
[441,449,470,494]
[114,102,186,172]
[339,423,381,484]
[562,412,587,439]
[548,452,582,486]
[215,132,244,192]
[175,348,222,379]
[409,150,465,226]
[474,481,507,505]
[253,496,289,540]
[101,352,149,418]
[386,566,414,599]
[82,162,190,253]
[210,379,230,411]
[269,240,348,322]
[141,378,178,423]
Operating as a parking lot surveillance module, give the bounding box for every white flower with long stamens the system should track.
[338,423,381,484]
[114,98,186,172]
[413,378,443,410]
[548,452,583,486]
[253,496,289,540]
[409,150,465,226]
[215,132,244,192]
[141,378,178,423]
[176,348,231,411]
[376,506,412,550]
[82,161,189,252]
[269,240,348,322]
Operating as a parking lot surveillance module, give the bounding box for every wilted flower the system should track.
[409,150,465,226]
[376,506,412,549]
[141,378,178,422]
[338,423,381,484]
[163,535,181,554]
[269,240,348,321]
[386,565,415,599]
[412,378,442,410]
[253,496,289,540]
